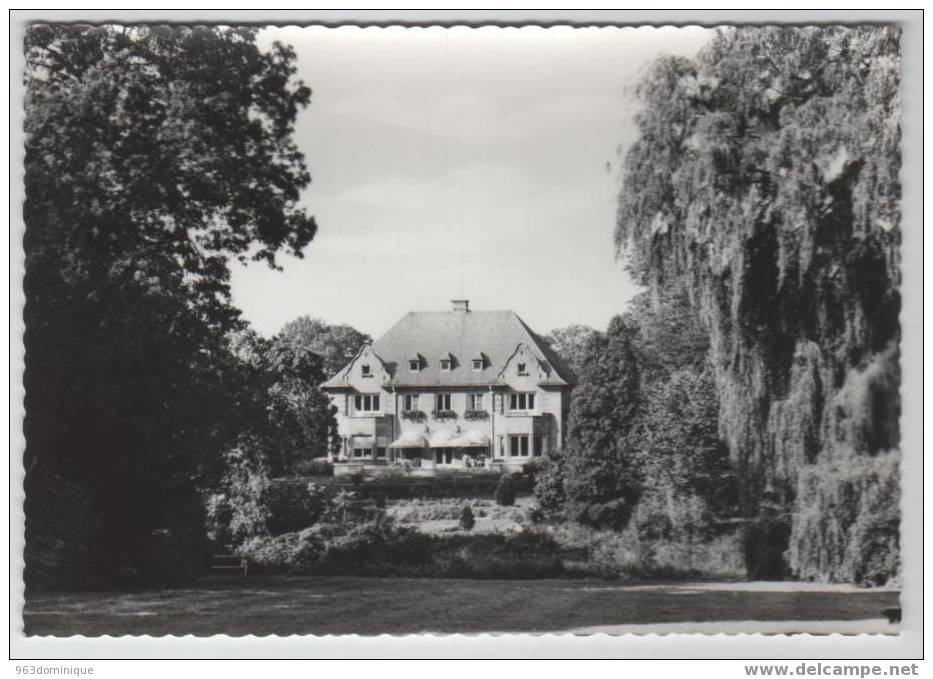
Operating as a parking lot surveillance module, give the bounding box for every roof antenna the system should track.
[459,218,464,299]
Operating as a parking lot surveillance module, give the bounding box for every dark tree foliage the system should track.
[532,448,567,520]
[459,506,476,532]
[265,337,340,474]
[494,475,516,507]
[616,27,901,582]
[277,316,371,379]
[550,290,733,535]
[624,291,711,384]
[622,289,738,539]
[561,317,642,528]
[543,324,599,379]
[23,25,316,588]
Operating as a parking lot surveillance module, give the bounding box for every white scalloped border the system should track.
[8,12,923,659]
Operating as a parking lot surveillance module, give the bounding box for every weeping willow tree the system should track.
[616,27,901,583]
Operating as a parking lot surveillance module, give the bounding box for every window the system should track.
[468,393,484,410]
[354,394,380,412]
[409,359,420,371]
[435,393,451,411]
[375,447,387,459]
[472,358,484,370]
[509,435,530,457]
[404,394,420,411]
[352,447,369,458]
[509,392,535,411]
[440,359,451,371]
[361,364,372,377]
[534,435,545,456]
[517,362,528,375]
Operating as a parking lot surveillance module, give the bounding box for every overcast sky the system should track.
[230,26,712,338]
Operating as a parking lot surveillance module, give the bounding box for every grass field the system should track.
[23,576,899,636]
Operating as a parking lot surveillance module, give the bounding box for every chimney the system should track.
[451,299,470,313]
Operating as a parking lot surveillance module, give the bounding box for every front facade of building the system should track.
[321,300,575,472]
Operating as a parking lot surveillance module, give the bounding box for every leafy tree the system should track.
[616,27,901,581]
[544,324,599,378]
[624,290,711,383]
[23,25,316,588]
[561,317,642,528]
[623,289,737,525]
[540,288,734,537]
[277,316,371,378]
[264,338,339,474]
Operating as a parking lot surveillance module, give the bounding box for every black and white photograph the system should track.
[10,10,921,655]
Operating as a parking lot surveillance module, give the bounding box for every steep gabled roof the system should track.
[321,342,392,389]
[323,309,575,389]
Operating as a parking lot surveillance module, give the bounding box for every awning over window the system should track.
[388,430,427,448]
[451,429,491,447]
[428,430,460,448]
[350,434,391,447]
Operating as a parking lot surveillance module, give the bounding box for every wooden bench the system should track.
[210,554,249,576]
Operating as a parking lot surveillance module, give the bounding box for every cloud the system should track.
[235,25,711,336]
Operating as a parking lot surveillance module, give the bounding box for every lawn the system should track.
[23,576,899,636]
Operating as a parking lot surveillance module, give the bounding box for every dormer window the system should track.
[517,362,528,376]
[472,359,483,370]
[439,352,454,371]
[361,364,372,377]
[409,360,420,371]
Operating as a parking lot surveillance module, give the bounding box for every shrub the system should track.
[263,481,333,535]
[584,527,745,580]
[293,458,334,477]
[631,485,718,543]
[495,474,516,506]
[239,515,435,576]
[522,456,548,481]
[238,527,328,574]
[549,523,745,580]
[211,449,272,548]
[432,531,567,579]
[532,451,566,519]
[205,493,234,546]
[459,506,476,531]
[525,504,545,525]
[569,496,634,531]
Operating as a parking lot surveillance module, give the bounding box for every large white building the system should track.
[321,300,575,472]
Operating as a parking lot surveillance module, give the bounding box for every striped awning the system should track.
[428,430,460,448]
[451,429,491,447]
[388,429,428,448]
